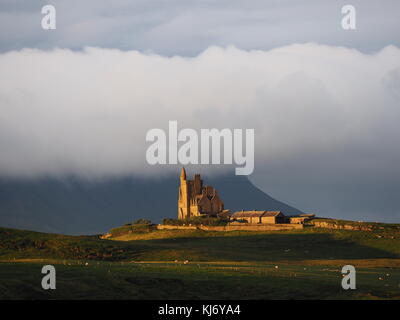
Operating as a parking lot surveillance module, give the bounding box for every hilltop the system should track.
[1,219,400,262]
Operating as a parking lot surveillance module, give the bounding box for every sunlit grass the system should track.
[0,224,399,299]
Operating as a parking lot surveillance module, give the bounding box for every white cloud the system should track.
[0,44,399,185]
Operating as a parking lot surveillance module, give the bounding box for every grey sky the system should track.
[0,1,399,223]
[0,0,399,54]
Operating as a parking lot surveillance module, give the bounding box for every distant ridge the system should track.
[0,174,302,235]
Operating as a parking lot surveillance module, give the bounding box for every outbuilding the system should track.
[231,210,285,224]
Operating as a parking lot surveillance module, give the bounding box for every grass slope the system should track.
[0,222,399,299]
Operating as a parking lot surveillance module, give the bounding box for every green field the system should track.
[0,222,400,299]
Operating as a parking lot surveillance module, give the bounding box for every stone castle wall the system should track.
[157,223,303,231]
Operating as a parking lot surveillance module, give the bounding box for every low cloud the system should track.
[0,44,399,220]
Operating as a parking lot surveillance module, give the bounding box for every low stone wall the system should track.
[157,223,303,231]
[312,221,373,231]
[157,225,197,230]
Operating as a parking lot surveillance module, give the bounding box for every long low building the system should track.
[231,210,285,224]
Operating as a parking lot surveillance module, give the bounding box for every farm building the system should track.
[288,214,315,224]
[231,210,285,224]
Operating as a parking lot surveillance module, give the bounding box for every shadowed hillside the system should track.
[1,225,399,262]
[1,225,400,300]
[0,227,400,299]
[0,174,302,234]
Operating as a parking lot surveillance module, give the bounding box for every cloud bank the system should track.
[0,44,399,220]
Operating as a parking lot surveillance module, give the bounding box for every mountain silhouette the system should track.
[0,174,302,235]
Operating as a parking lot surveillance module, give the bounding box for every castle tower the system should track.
[178,167,190,219]
[180,167,186,180]
[193,174,202,195]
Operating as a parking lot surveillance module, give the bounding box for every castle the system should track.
[177,167,314,225]
[178,167,225,219]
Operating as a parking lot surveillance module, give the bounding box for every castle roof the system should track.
[231,210,283,218]
[180,167,187,180]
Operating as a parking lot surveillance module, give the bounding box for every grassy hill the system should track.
[0,222,399,299]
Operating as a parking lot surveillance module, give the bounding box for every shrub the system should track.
[133,218,152,225]
[109,223,153,236]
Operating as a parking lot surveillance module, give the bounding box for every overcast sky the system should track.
[0,1,399,222]
[1,0,399,54]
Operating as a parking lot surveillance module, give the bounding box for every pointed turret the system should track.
[180,167,187,180]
